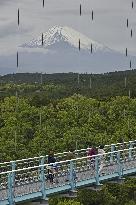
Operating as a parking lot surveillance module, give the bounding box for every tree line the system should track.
[0,94,135,161]
[1,70,136,100]
[49,178,136,205]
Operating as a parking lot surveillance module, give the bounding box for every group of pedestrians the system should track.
[47,145,106,183]
[87,144,105,174]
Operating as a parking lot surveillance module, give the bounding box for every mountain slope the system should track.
[21,26,110,52]
[0,26,136,75]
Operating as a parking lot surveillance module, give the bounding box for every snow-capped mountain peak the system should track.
[21,25,110,52]
[2,25,136,75]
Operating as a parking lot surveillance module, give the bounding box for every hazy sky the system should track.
[0,0,136,74]
[0,0,136,54]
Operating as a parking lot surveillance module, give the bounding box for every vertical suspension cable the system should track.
[130,29,133,38]
[92,10,94,21]
[79,3,82,51]
[16,8,20,69]
[17,2,21,72]
[43,0,45,8]
[129,0,136,72]
[76,0,82,128]
[18,9,20,26]
[17,52,19,68]
[40,0,45,83]
[42,0,45,47]
[90,6,94,54]
[91,43,93,53]
[126,48,128,57]
[78,15,80,92]
[80,4,82,16]
[77,2,82,88]
[130,60,132,68]
[127,18,128,28]
[89,1,94,87]
[42,33,44,46]
[132,1,134,9]
[15,5,20,153]
[79,39,81,51]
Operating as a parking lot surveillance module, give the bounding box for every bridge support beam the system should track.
[8,173,15,205]
[110,144,115,163]
[95,156,102,186]
[21,202,40,205]
[70,161,76,190]
[60,190,77,198]
[40,157,46,199]
[107,177,125,185]
[129,141,133,160]
[69,190,77,197]
[21,201,48,205]
[117,151,122,179]
[40,199,49,205]
[84,185,103,191]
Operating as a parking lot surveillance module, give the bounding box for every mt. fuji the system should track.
[22,26,111,53]
[0,26,136,75]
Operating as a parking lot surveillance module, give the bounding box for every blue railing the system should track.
[0,146,136,205]
[0,140,135,173]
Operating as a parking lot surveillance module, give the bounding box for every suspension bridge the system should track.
[0,140,136,205]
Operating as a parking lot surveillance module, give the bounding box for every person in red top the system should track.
[87,146,96,158]
[87,145,97,168]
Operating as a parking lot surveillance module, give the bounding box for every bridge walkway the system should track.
[0,141,136,205]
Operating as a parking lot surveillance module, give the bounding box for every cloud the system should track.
[0,22,26,38]
[48,8,79,16]
[0,0,18,7]
[0,0,10,5]
[0,0,136,74]
[0,22,31,39]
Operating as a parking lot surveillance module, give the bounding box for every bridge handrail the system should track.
[0,140,135,166]
[0,147,135,176]
[0,156,45,165]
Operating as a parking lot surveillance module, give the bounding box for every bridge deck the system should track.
[0,142,136,205]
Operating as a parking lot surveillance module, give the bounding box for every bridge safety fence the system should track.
[0,140,135,174]
[0,147,136,204]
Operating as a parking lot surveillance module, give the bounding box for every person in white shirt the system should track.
[98,145,105,174]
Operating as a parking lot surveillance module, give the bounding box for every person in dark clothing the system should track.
[47,150,56,164]
[47,150,56,183]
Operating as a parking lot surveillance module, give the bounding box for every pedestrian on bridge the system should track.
[47,150,56,164]
[98,145,105,175]
[47,150,57,183]
[87,145,97,168]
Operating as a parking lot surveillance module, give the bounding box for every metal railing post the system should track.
[129,141,133,160]
[8,172,15,205]
[95,156,100,185]
[117,151,122,179]
[40,157,46,199]
[110,144,115,163]
[70,160,75,190]
[11,161,16,185]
